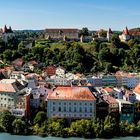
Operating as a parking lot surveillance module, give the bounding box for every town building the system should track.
[56,66,66,77]
[116,99,134,123]
[107,28,113,41]
[96,98,109,119]
[44,28,79,41]
[115,71,140,88]
[133,84,140,101]
[101,94,119,117]
[119,27,140,42]
[11,91,31,118]
[43,65,56,77]
[134,101,140,122]
[101,75,117,86]
[10,71,26,81]
[2,25,14,43]
[87,76,102,87]
[0,79,30,118]
[47,86,96,119]
[12,58,24,70]
[123,89,136,103]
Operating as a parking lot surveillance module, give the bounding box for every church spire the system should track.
[4,25,8,33]
[124,26,129,35]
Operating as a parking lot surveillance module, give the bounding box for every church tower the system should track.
[107,28,113,41]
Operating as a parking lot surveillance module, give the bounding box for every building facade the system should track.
[47,86,96,119]
[44,28,79,40]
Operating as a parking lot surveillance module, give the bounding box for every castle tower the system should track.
[107,28,113,41]
[80,35,84,42]
[124,26,129,35]
[3,25,8,33]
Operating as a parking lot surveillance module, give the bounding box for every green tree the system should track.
[47,118,65,136]
[12,118,26,134]
[79,27,89,36]
[0,111,15,132]
[33,111,46,126]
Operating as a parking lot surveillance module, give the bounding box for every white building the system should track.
[133,84,140,101]
[10,71,26,80]
[56,67,66,77]
[47,86,96,119]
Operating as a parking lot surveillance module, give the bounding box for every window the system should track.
[74,103,76,105]
[59,102,61,105]
[64,102,66,105]
[64,107,66,112]
[53,102,55,105]
[69,102,71,105]
[85,107,87,112]
[53,106,55,111]
[4,98,6,100]
[58,107,61,112]
[90,107,92,113]
[90,103,92,106]
[69,107,71,112]
[1,98,3,100]
[85,103,87,105]
[79,107,82,112]
[74,107,76,112]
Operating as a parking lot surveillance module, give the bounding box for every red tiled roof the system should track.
[0,79,24,93]
[102,94,118,104]
[129,28,140,36]
[48,86,96,100]
[104,87,113,93]
[133,84,140,95]
[12,58,24,67]
[0,83,17,92]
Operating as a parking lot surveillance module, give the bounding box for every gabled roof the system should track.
[12,58,24,67]
[48,86,96,101]
[0,79,23,92]
[102,94,118,104]
[103,87,113,93]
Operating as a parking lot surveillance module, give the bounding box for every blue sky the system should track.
[0,0,140,30]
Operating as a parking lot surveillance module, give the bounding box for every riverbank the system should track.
[0,133,140,140]
[0,111,140,139]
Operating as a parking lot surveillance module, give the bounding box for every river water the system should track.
[0,133,139,140]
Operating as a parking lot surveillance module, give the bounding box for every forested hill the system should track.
[0,34,140,74]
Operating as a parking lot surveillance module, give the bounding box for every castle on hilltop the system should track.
[0,25,14,43]
[119,26,140,42]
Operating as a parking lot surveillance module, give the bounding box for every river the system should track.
[0,133,139,140]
